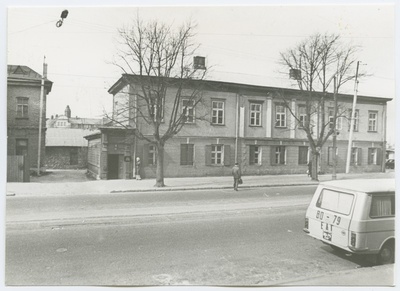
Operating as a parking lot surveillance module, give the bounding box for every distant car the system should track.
[304,179,395,265]
[386,159,395,169]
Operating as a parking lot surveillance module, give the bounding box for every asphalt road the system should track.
[6,186,378,286]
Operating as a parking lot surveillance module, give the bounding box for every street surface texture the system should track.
[6,186,382,286]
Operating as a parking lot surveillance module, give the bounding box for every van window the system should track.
[316,189,354,215]
[370,193,395,218]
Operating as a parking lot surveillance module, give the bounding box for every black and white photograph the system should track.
[2,0,397,289]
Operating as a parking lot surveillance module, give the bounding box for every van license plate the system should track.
[323,231,332,241]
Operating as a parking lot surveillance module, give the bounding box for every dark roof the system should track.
[7,65,53,93]
[108,74,392,104]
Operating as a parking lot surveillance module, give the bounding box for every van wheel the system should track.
[377,242,395,265]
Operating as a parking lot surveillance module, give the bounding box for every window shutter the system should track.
[357,148,362,166]
[180,145,187,165]
[249,145,255,165]
[188,144,194,165]
[377,148,382,165]
[270,146,276,165]
[224,145,231,166]
[142,144,149,167]
[205,145,212,166]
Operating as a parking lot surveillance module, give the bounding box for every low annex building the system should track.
[85,75,391,180]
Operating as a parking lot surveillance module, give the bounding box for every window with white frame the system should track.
[249,145,262,165]
[275,105,286,127]
[351,147,361,166]
[274,146,286,164]
[182,99,195,123]
[298,105,306,128]
[211,145,224,165]
[348,109,359,132]
[148,145,157,165]
[368,111,378,132]
[368,148,378,165]
[212,100,224,125]
[16,97,29,118]
[328,107,342,131]
[249,103,262,126]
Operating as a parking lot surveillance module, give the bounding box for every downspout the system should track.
[382,102,387,172]
[235,93,240,163]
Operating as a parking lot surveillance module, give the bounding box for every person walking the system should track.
[135,157,142,180]
[307,160,312,178]
[232,162,241,191]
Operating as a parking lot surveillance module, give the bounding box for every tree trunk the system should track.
[311,151,319,181]
[155,142,165,187]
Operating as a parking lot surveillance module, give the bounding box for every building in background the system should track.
[7,65,53,181]
[85,74,391,180]
[45,106,104,169]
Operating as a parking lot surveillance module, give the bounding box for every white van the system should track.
[304,179,395,264]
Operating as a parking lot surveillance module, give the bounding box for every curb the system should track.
[110,181,319,193]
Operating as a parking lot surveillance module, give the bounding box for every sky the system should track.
[4,2,397,145]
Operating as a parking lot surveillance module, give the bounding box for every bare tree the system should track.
[279,33,365,180]
[108,17,207,187]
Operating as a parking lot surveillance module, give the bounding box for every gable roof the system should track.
[8,65,53,93]
[46,128,94,147]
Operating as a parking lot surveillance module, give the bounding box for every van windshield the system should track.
[316,189,354,215]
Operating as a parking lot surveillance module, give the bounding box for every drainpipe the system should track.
[235,93,240,163]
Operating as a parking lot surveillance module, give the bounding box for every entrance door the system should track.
[107,154,119,179]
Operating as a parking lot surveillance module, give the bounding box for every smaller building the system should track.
[45,128,93,169]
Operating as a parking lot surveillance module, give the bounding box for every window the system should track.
[370,194,395,218]
[368,148,381,165]
[150,98,164,122]
[148,145,157,165]
[180,144,194,165]
[368,111,378,132]
[348,109,359,132]
[249,103,262,126]
[249,145,262,165]
[182,99,195,123]
[351,147,362,166]
[328,147,338,166]
[70,148,79,165]
[211,145,224,165]
[328,107,342,130]
[212,100,224,125]
[275,105,286,127]
[316,189,354,215]
[16,97,29,118]
[298,106,306,128]
[16,139,28,156]
[298,146,308,165]
[272,146,286,165]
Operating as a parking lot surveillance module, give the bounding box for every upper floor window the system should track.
[16,97,29,118]
[348,109,359,132]
[275,105,286,127]
[298,105,306,128]
[368,111,378,132]
[212,100,224,125]
[328,107,342,130]
[182,99,195,123]
[249,103,262,126]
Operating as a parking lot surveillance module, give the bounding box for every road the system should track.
[6,186,378,286]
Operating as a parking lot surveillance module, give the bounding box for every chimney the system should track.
[65,105,71,118]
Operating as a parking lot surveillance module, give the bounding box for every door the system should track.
[107,154,119,179]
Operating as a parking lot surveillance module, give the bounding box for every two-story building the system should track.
[7,65,53,181]
[85,74,390,180]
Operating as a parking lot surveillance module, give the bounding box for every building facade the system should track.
[7,65,53,178]
[86,75,390,180]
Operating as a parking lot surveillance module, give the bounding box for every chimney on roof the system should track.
[65,105,71,118]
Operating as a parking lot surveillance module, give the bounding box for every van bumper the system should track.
[303,228,310,234]
[348,246,369,252]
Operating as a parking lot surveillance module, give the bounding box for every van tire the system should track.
[377,241,395,265]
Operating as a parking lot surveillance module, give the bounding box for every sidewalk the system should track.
[6,171,395,196]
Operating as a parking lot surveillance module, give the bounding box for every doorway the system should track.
[107,154,120,179]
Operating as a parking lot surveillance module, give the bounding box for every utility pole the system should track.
[332,76,338,180]
[345,61,360,174]
[37,56,47,176]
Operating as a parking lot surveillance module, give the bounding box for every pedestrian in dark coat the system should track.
[307,160,312,177]
[232,162,241,191]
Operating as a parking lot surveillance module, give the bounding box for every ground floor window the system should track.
[272,146,286,165]
[368,148,381,165]
[298,146,308,165]
[180,144,194,165]
[16,139,28,156]
[249,145,261,165]
[351,147,362,166]
[205,144,231,166]
[148,145,157,165]
[211,145,224,165]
